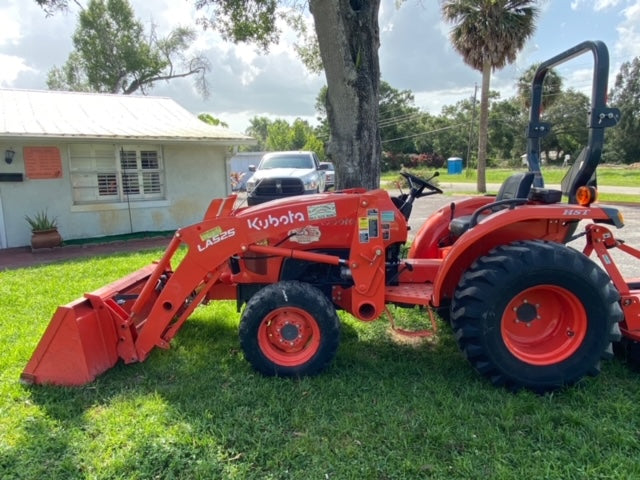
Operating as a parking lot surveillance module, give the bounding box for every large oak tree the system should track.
[39,0,382,189]
[193,0,382,189]
[42,0,210,96]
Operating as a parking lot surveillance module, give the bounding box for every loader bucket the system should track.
[21,264,157,386]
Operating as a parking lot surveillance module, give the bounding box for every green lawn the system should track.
[383,166,640,203]
[2,250,640,479]
[382,165,640,187]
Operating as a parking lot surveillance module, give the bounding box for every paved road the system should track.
[407,186,640,280]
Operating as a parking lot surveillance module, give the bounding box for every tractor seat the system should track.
[449,172,535,237]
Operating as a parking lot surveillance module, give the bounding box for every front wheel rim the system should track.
[257,307,321,367]
[501,285,587,366]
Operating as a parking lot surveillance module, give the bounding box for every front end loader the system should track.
[22,40,640,392]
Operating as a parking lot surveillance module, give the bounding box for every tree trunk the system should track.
[309,0,381,190]
[477,59,491,194]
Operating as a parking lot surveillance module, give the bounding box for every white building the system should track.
[0,89,254,249]
[228,151,265,190]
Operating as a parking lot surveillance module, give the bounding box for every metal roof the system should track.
[0,88,254,145]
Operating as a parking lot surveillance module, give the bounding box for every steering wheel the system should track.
[400,171,443,197]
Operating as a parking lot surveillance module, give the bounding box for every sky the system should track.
[1,0,639,133]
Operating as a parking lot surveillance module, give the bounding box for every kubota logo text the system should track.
[247,210,306,231]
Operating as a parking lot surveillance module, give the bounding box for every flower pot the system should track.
[31,228,62,250]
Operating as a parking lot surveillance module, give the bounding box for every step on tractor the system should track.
[22,41,640,393]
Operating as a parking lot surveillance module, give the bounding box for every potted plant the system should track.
[25,210,62,249]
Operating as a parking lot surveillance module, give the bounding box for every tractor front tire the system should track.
[451,240,622,393]
[239,281,340,377]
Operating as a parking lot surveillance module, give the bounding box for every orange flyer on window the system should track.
[24,147,63,179]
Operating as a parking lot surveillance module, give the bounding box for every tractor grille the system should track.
[255,178,305,196]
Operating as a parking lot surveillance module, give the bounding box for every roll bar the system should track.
[525,40,620,200]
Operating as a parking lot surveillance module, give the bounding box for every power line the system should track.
[378,111,430,128]
[381,122,469,144]
[316,109,433,139]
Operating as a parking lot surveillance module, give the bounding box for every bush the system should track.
[381,152,445,172]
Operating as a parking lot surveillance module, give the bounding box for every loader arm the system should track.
[22,190,405,385]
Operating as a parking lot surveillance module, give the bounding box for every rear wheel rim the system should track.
[258,307,321,367]
[501,285,587,365]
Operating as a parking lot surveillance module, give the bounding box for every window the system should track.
[120,149,161,195]
[97,173,118,196]
[260,155,315,170]
[69,144,165,204]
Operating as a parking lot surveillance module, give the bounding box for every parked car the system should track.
[320,161,335,191]
[246,151,327,206]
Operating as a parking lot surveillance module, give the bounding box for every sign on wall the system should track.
[24,147,63,179]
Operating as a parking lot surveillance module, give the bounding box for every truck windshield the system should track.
[260,155,314,169]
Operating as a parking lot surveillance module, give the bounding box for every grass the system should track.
[382,166,640,204]
[2,250,640,479]
[439,189,638,204]
[382,165,640,187]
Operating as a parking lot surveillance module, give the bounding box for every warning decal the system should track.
[381,211,395,222]
[307,202,337,220]
[367,209,379,239]
[359,209,381,243]
[359,217,369,243]
[289,226,322,244]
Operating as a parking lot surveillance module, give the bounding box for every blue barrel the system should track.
[447,157,463,174]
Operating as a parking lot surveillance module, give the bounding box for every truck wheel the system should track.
[239,281,340,377]
[451,240,622,393]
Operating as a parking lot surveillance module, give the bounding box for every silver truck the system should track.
[246,151,328,206]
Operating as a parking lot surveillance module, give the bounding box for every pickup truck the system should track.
[246,151,328,206]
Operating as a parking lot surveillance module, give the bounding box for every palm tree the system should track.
[442,0,539,193]
[517,63,563,110]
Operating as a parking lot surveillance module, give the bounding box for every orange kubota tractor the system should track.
[22,41,640,393]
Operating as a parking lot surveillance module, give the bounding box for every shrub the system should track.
[25,210,58,232]
[381,152,446,171]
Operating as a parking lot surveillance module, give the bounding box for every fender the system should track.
[430,203,623,306]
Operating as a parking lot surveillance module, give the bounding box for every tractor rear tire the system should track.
[451,240,622,393]
[239,281,340,377]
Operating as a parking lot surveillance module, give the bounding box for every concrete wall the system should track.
[0,140,230,248]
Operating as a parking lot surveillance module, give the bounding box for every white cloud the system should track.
[595,0,623,10]
[131,0,195,33]
[571,0,622,10]
[0,54,35,86]
[615,1,640,59]
[564,67,600,96]
[414,87,476,115]
[0,5,22,47]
